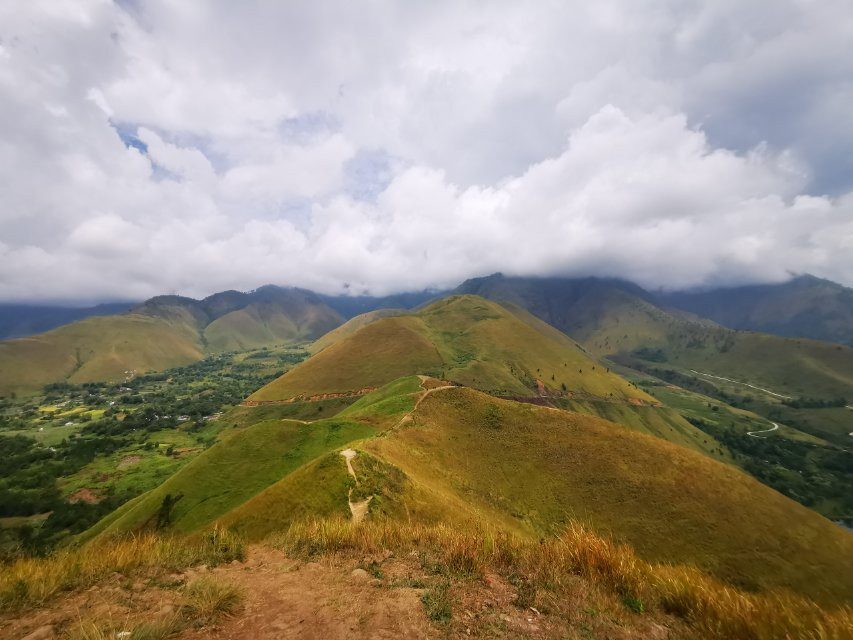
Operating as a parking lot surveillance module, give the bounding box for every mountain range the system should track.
[3,274,853,400]
[3,273,853,636]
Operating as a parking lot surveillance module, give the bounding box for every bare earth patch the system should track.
[117,455,143,470]
[68,488,101,504]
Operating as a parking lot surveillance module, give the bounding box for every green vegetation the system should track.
[686,415,853,520]
[0,313,203,397]
[85,417,376,538]
[215,452,353,540]
[0,285,343,396]
[250,295,652,403]
[365,385,853,602]
[0,346,307,557]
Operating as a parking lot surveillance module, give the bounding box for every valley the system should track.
[1,280,852,638]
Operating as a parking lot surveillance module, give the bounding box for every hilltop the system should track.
[83,374,853,606]
[250,295,651,402]
[456,274,853,445]
[0,286,342,396]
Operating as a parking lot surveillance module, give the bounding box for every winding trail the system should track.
[340,449,372,523]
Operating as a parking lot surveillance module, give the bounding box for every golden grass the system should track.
[0,528,244,612]
[271,518,853,640]
[181,576,244,624]
[62,575,242,640]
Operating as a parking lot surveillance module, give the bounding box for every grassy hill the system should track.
[0,286,343,396]
[251,295,652,402]
[0,302,133,340]
[250,295,726,457]
[457,274,853,443]
[81,414,376,540]
[0,313,203,397]
[308,308,406,354]
[87,374,853,606]
[364,385,853,602]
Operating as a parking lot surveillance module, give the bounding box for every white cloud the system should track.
[0,0,851,303]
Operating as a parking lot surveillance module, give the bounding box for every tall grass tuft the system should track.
[270,518,853,640]
[181,576,244,625]
[0,527,244,612]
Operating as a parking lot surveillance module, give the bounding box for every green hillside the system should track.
[364,385,853,602]
[0,286,343,396]
[88,374,853,606]
[0,314,203,397]
[308,308,406,354]
[249,294,727,457]
[457,274,853,443]
[251,295,652,403]
[203,300,342,352]
[82,414,376,539]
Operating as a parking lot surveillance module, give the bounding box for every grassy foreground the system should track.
[272,518,853,640]
[2,520,851,638]
[0,528,243,612]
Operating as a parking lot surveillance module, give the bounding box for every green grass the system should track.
[366,385,853,604]
[337,375,422,427]
[216,452,353,540]
[251,295,652,404]
[2,422,86,446]
[558,397,728,459]
[249,315,445,401]
[60,447,189,499]
[309,308,406,354]
[202,300,340,353]
[83,417,376,539]
[0,314,204,396]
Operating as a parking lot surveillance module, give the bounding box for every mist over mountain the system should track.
[658,275,853,346]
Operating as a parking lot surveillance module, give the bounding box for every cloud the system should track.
[0,1,851,303]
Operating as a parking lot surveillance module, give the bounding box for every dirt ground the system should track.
[2,546,681,640]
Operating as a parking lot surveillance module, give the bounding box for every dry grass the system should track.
[0,527,244,612]
[271,518,853,640]
[61,575,242,640]
[181,576,244,624]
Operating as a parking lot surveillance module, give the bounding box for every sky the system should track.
[1,0,852,303]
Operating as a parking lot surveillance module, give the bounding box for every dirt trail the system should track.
[2,545,681,640]
[340,449,372,523]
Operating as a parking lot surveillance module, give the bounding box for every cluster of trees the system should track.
[0,349,308,558]
[782,396,847,409]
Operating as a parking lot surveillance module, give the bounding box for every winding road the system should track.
[688,370,792,399]
[746,422,779,438]
[688,369,787,439]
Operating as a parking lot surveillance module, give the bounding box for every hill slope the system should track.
[659,274,853,346]
[88,376,853,606]
[0,286,343,396]
[249,295,652,403]
[457,274,853,414]
[0,302,133,340]
[364,385,853,602]
[0,313,204,396]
